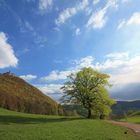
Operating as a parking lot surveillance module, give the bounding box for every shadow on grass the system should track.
[0,115,84,125]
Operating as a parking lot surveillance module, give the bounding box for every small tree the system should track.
[61,67,116,119]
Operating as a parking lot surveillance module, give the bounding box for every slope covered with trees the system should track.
[112,100,140,115]
[0,72,63,115]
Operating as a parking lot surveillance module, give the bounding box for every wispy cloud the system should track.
[117,19,126,29]
[86,0,118,29]
[93,0,100,5]
[20,20,48,48]
[20,74,37,81]
[118,12,140,29]
[37,84,62,94]
[37,84,63,101]
[55,0,89,25]
[75,28,81,35]
[41,70,74,82]
[95,52,129,71]
[86,8,107,29]
[0,32,18,68]
[41,56,94,82]
[16,48,30,56]
[39,0,53,11]
[74,56,94,68]
[121,0,130,3]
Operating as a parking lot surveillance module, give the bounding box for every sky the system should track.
[0,0,140,101]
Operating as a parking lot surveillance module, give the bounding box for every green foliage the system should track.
[0,108,139,140]
[61,67,116,119]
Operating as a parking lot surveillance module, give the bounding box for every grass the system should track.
[121,116,140,124]
[120,110,140,124]
[0,108,139,140]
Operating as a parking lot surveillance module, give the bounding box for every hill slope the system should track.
[112,100,140,115]
[0,72,63,115]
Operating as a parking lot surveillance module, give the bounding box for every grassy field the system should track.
[121,111,140,124]
[0,108,139,140]
[123,116,140,124]
[121,116,140,124]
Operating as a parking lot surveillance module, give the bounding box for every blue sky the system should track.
[0,0,140,101]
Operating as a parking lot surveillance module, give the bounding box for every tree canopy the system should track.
[61,67,116,119]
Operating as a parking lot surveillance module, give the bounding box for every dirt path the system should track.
[108,120,140,135]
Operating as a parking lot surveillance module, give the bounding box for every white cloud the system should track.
[75,56,94,68]
[20,74,37,81]
[74,53,140,98]
[37,84,62,94]
[41,52,140,93]
[93,0,100,5]
[0,32,18,68]
[85,52,140,87]
[117,19,126,29]
[38,52,140,100]
[39,0,53,11]
[118,12,140,29]
[37,84,63,100]
[41,56,94,82]
[106,52,129,60]
[55,8,77,25]
[41,70,74,81]
[109,55,140,85]
[127,12,140,25]
[73,53,128,72]
[71,53,140,87]
[78,0,89,10]
[94,52,128,70]
[86,8,107,29]
[55,0,89,25]
[75,28,81,35]
[86,0,118,29]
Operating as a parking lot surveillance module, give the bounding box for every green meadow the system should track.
[121,111,140,124]
[0,108,139,140]
[122,116,140,124]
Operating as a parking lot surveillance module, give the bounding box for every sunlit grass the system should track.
[0,108,139,140]
[121,116,140,124]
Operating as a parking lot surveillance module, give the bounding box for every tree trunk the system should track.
[87,109,91,118]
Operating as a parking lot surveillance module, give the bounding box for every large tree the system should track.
[61,67,115,119]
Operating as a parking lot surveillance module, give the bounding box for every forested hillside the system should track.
[0,72,63,115]
[112,100,140,115]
